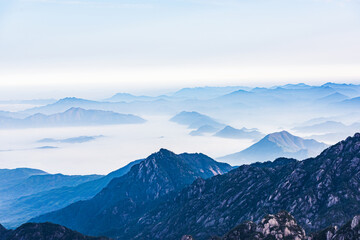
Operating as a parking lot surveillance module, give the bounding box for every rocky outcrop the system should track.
[210,211,306,240]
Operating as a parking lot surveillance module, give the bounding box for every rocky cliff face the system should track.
[127,133,360,240]
[184,211,360,240]
[311,215,360,240]
[210,211,306,240]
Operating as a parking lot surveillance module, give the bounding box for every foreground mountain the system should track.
[110,133,360,240]
[199,211,360,240]
[220,131,327,165]
[33,149,232,236]
[310,215,360,240]
[0,160,141,228]
[170,111,224,129]
[214,126,264,141]
[0,222,109,240]
[0,107,145,128]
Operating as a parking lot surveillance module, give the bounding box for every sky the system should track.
[0,0,360,99]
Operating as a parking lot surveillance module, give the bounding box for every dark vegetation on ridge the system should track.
[30,133,360,240]
[32,149,232,237]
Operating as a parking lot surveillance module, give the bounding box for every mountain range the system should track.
[32,149,232,237]
[0,160,141,228]
[3,211,360,239]
[214,126,264,141]
[219,131,327,165]
[4,83,360,135]
[117,133,360,240]
[0,107,145,128]
[29,133,360,240]
[170,111,225,129]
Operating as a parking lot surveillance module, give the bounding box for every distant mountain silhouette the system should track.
[316,92,349,104]
[170,111,224,129]
[0,174,102,202]
[172,87,249,100]
[190,125,219,136]
[105,93,165,102]
[219,131,327,164]
[214,126,264,140]
[0,160,141,228]
[0,168,47,191]
[292,121,348,133]
[0,108,145,128]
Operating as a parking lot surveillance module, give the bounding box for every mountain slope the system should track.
[0,107,145,128]
[0,222,109,240]
[32,149,232,237]
[0,160,141,228]
[315,92,349,104]
[0,168,47,191]
[22,97,103,115]
[121,133,360,240]
[220,131,327,164]
[0,174,102,201]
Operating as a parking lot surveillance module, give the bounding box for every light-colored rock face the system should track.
[181,235,194,240]
[212,211,308,240]
[351,215,360,229]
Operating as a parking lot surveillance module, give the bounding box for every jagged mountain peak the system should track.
[32,150,232,236]
[317,132,360,158]
[150,148,177,157]
[265,130,296,141]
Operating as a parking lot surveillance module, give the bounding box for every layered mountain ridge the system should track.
[0,107,145,128]
[32,149,232,236]
[111,133,360,240]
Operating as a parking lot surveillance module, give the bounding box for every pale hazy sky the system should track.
[0,0,360,99]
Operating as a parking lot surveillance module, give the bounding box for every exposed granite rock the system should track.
[210,211,306,240]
